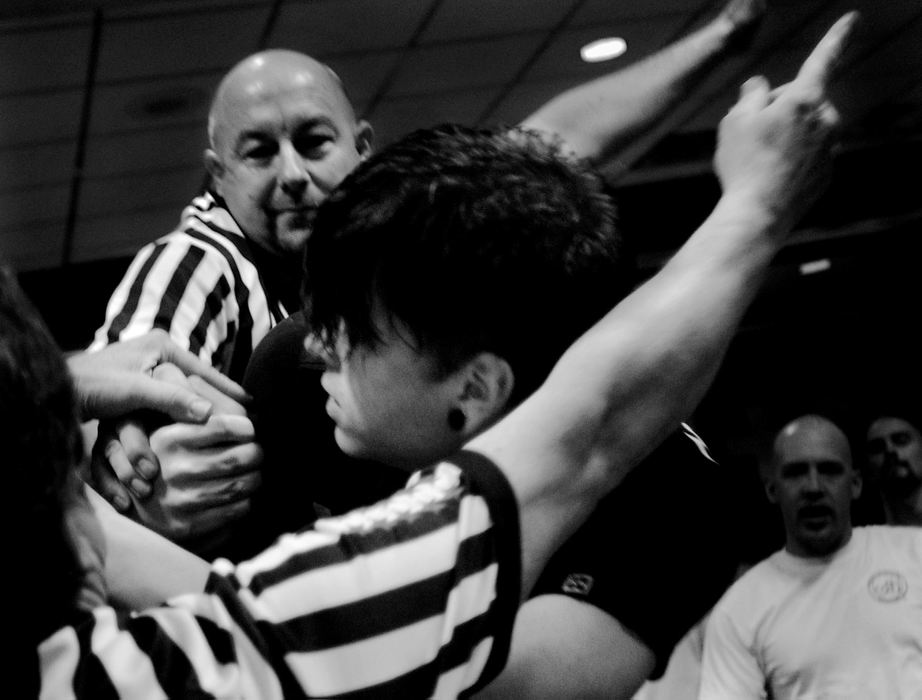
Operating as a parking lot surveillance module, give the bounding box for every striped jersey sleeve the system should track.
[88,193,286,381]
[38,451,521,699]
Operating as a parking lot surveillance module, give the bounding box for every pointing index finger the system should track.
[794,11,859,91]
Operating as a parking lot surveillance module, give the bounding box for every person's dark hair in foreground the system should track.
[2,265,85,693]
[306,123,634,408]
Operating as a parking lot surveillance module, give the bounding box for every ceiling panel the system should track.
[574,0,714,24]
[0,223,67,271]
[82,123,207,178]
[0,182,70,232]
[0,22,92,93]
[89,74,217,135]
[368,86,503,148]
[95,6,269,82]
[387,34,546,97]
[0,141,76,190]
[0,89,84,146]
[77,167,205,218]
[420,0,576,43]
[324,50,402,107]
[270,0,435,55]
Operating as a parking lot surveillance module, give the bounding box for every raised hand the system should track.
[714,11,858,234]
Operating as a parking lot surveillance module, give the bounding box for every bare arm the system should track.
[87,487,210,609]
[522,0,765,172]
[471,12,856,596]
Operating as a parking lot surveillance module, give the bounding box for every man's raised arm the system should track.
[472,11,857,595]
[522,0,765,172]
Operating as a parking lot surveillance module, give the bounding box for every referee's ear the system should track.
[204,149,226,195]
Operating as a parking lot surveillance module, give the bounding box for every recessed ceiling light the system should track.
[799,258,831,275]
[580,37,627,63]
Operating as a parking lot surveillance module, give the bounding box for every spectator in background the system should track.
[699,413,922,699]
[864,405,922,526]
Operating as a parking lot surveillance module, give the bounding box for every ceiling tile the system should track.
[388,35,544,97]
[0,182,70,232]
[96,6,269,82]
[0,223,67,271]
[368,86,503,147]
[573,0,712,24]
[89,73,218,135]
[0,22,93,93]
[82,123,206,177]
[0,141,76,190]
[487,77,583,127]
[0,89,83,146]
[420,0,577,43]
[325,50,401,106]
[77,166,204,219]
[269,0,436,55]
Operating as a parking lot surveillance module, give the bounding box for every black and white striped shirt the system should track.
[89,192,293,382]
[38,455,521,699]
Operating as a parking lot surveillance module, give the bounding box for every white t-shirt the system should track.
[699,526,922,700]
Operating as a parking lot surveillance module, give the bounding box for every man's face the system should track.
[866,416,922,498]
[316,315,467,472]
[767,421,860,558]
[207,59,370,258]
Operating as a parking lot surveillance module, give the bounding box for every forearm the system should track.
[522,1,759,165]
[89,487,210,608]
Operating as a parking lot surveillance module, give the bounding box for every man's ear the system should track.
[763,477,778,505]
[850,468,863,500]
[355,120,374,161]
[203,149,225,196]
[456,352,514,436]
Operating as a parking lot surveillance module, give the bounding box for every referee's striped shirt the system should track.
[89,192,292,382]
[38,454,520,699]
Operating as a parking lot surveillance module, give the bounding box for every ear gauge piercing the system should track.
[448,407,466,432]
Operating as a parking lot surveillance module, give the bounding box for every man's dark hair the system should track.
[1,264,85,684]
[304,123,631,404]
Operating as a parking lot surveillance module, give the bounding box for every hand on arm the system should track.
[87,360,262,553]
[469,12,856,597]
[68,329,249,423]
[521,0,766,169]
[76,332,253,511]
[131,413,263,552]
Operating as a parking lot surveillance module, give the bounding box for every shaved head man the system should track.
[766,414,861,557]
[205,50,373,257]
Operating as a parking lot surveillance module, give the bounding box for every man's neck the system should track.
[884,487,922,526]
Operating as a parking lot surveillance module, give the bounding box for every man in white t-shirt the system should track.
[699,414,922,700]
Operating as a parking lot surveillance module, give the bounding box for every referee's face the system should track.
[206,52,372,259]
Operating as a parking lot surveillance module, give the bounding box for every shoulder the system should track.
[856,525,922,557]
